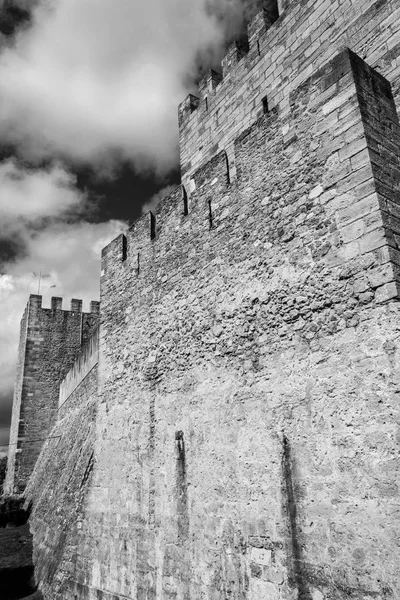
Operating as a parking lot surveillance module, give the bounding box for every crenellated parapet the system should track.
[178,0,400,188]
[102,45,400,318]
[178,0,282,182]
[29,294,98,314]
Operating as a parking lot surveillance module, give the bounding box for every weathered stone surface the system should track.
[9,1,400,599]
[25,365,97,600]
[0,499,42,600]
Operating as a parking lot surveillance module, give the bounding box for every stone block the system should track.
[375,281,399,303]
[358,227,387,254]
[250,547,272,566]
[250,579,280,600]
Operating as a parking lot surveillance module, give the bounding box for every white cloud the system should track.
[0,219,125,397]
[141,184,177,214]
[0,159,83,223]
[0,0,249,172]
[0,0,263,452]
[0,160,126,419]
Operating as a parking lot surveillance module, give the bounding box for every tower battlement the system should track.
[178,0,398,186]
[102,44,400,318]
[29,293,100,314]
[4,294,100,495]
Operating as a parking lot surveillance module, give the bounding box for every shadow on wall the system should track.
[0,497,43,600]
[281,436,312,600]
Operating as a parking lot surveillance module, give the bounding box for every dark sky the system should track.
[76,163,181,225]
[0,2,182,249]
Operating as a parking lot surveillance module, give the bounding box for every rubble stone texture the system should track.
[6,0,400,599]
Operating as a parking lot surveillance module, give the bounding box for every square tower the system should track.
[4,295,100,495]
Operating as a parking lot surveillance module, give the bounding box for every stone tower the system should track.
[4,294,99,495]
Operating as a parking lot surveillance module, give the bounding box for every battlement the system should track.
[178,0,285,180]
[178,1,282,125]
[180,0,281,124]
[101,44,400,326]
[28,294,100,314]
[178,0,400,185]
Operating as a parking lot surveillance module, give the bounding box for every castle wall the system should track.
[59,327,99,411]
[17,1,400,598]
[179,0,400,184]
[4,296,99,496]
[26,48,400,599]
[24,363,97,599]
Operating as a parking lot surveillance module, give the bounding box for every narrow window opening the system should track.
[262,96,269,115]
[225,152,231,186]
[137,252,140,275]
[208,199,213,229]
[257,40,260,56]
[182,186,188,216]
[150,212,156,240]
[205,97,208,111]
[122,234,127,261]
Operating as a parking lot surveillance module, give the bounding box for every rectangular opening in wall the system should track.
[224,152,231,185]
[182,186,189,216]
[262,96,269,114]
[122,234,127,261]
[137,252,140,275]
[150,212,156,240]
[208,199,213,229]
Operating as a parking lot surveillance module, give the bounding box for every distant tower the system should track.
[4,294,100,495]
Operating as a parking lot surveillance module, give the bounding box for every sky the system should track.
[0,0,267,455]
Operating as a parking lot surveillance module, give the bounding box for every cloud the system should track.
[0,218,125,392]
[0,160,126,438]
[0,159,83,224]
[0,0,263,453]
[141,184,177,215]
[0,0,251,173]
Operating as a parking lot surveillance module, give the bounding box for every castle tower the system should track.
[4,294,100,495]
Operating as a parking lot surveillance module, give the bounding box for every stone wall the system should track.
[0,498,43,600]
[59,327,99,411]
[25,364,97,599]
[20,1,400,598]
[179,0,400,185]
[24,48,400,599]
[5,296,99,495]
